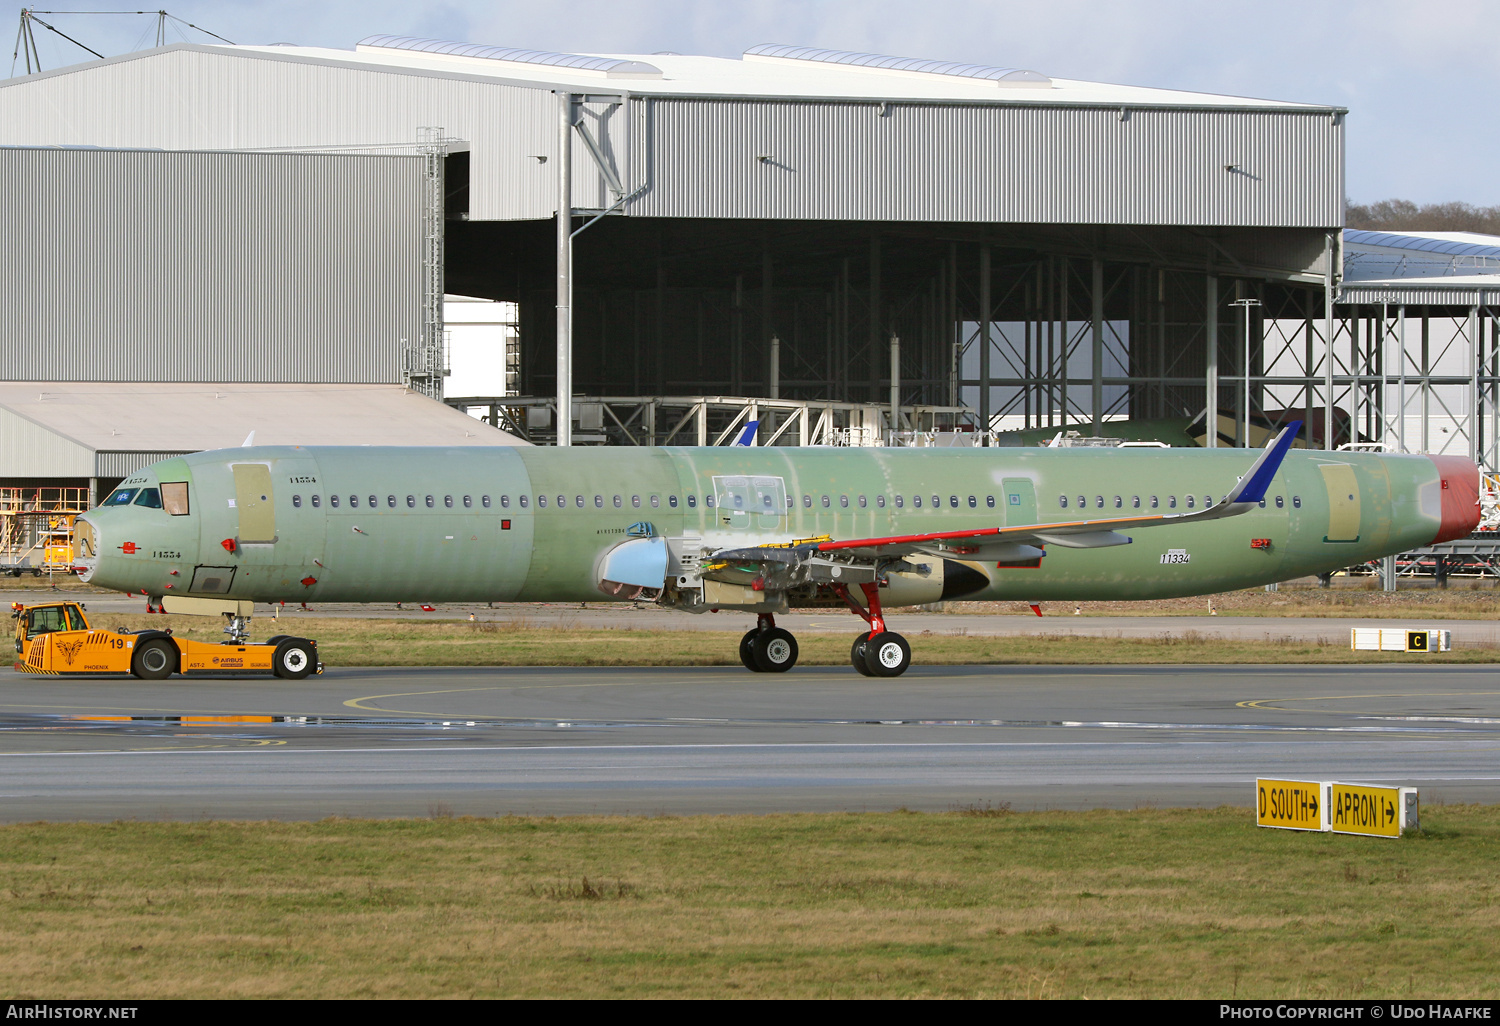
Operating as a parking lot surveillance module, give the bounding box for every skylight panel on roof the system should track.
[357,35,663,79]
[743,43,1050,88]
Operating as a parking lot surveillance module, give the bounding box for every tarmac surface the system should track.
[2,662,1498,820]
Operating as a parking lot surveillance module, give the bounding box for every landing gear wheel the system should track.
[132,638,177,680]
[866,632,912,677]
[753,627,799,673]
[850,633,875,677]
[739,628,763,672]
[273,639,315,680]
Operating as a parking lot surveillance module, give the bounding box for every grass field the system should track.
[2,807,1496,998]
[80,613,1500,666]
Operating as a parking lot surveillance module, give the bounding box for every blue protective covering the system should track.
[599,536,669,590]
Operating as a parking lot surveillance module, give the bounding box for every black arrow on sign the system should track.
[1385,798,1395,824]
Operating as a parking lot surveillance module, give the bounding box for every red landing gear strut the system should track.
[737,611,800,674]
[830,582,912,678]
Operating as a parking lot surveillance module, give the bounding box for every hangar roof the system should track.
[0,383,526,480]
[246,36,1335,111]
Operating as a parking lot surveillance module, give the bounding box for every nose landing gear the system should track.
[835,581,912,677]
[739,612,800,673]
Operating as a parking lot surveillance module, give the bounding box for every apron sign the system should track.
[1256,780,1418,837]
[1329,782,1419,838]
[1256,778,1327,832]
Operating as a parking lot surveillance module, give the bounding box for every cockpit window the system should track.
[161,482,189,515]
[133,488,162,509]
[102,488,138,506]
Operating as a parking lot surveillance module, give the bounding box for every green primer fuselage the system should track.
[77,445,1452,607]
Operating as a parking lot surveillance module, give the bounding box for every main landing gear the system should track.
[740,612,800,673]
[737,584,913,677]
[834,581,911,678]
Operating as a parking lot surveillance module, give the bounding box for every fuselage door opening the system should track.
[231,463,277,544]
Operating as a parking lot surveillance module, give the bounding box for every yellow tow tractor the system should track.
[11,598,321,679]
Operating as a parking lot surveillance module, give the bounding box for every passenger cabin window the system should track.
[425,496,435,508]
[840,495,849,508]
[483,496,492,508]
[1168,496,1176,509]
[1114,496,1122,508]
[1095,496,1104,508]
[822,496,831,508]
[613,496,622,508]
[669,495,678,508]
[1059,495,1069,508]
[895,495,904,508]
[632,495,641,508]
[1186,496,1195,509]
[331,495,340,508]
[949,496,958,508]
[1276,496,1284,508]
[102,488,138,506]
[652,495,661,508]
[913,495,922,508]
[574,496,583,508]
[1132,496,1140,508]
[876,495,886,508]
[705,495,714,508]
[687,495,697,508]
[968,496,977,508]
[293,495,302,508]
[537,495,546,508]
[987,495,995,508]
[407,495,416,508]
[498,495,507,508]
[932,495,940,509]
[1292,495,1301,508]
[387,496,396,508]
[465,496,474,508]
[1150,496,1159,508]
[161,482,190,515]
[133,488,162,509]
[803,495,812,508]
[859,495,868,508]
[349,496,359,508]
[594,495,603,508]
[311,495,321,508]
[1077,495,1086,508]
[519,495,528,508]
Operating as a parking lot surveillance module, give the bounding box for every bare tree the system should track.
[1347,199,1500,235]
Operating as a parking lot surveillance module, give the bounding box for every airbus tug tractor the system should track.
[11,597,320,680]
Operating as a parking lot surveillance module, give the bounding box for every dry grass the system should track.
[86,614,1500,666]
[1,806,1496,998]
[957,581,1500,620]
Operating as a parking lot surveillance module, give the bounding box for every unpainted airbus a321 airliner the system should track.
[71,423,1478,677]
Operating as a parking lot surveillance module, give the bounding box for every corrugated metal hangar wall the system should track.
[0,146,424,383]
[0,39,1347,437]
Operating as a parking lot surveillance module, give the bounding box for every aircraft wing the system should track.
[705,421,1300,571]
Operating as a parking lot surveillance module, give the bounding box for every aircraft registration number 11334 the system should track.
[1160,549,1191,564]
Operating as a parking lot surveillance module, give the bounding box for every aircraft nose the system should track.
[1426,455,1481,543]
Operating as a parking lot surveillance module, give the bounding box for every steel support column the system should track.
[555,91,574,446]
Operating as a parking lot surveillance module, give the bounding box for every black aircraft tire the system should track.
[866,632,912,678]
[132,639,177,680]
[739,629,763,672]
[274,640,316,680]
[753,628,799,673]
[850,634,875,677]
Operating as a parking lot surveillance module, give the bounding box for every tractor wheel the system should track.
[273,639,315,680]
[132,639,177,680]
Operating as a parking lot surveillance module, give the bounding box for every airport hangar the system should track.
[0,35,1495,580]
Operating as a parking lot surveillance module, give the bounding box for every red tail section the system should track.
[1427,455,1481,543]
